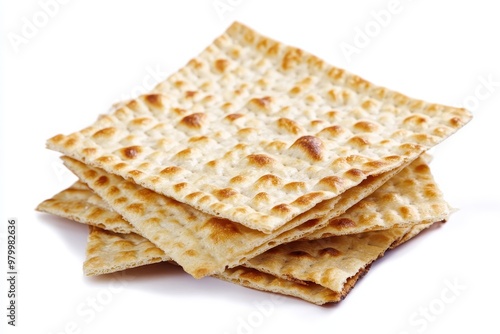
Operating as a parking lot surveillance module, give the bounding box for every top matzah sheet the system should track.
[47,21,471,233]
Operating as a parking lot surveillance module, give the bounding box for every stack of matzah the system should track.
[36,22,472,305]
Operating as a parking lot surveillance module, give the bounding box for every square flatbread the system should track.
[46,21,471,234]
[83,222,436,305]
[37,156,448,279]
[61,156,404,278]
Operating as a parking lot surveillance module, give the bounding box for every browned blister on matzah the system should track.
[46,22,471,233]
[62,156,406,278]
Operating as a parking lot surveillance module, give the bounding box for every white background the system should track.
[1,1,499,333]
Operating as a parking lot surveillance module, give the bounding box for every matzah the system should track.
[46,21,471,233]
[40,197,435,304]
[62,156,407,278]
[84,222,435,305]
[36,181,135,234]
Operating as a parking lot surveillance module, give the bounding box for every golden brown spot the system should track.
[174,80,185,88]
[292,192,323,207]
[290,136,324,161]
[283,181,307,193]
[188,136,209,144]
[449,117,463,128]
[49,134,65,143]
[267,43,280,56]
[225,113,243,121]
[348,136,370,148]
[193,268,210,278]
[92,127,116,139]
[121,146,142,159]
[82,148,97,156]
[305,94,317,103]
[179,113,206,129]
[159,166,182,176]
[64,137,77,148]
[145,247,164,257]
[329,218,356,229]
[354,121,378,133]
[213,58,229,73]
[212,188,238,200]
[174,148,192,159]
[130,117,152,127]
[126,99,140,111]
[399,206,412,219]
[144,94,164,109]
[281,48,303,70]
[327,89,340,102]
[114,162,128,170]
[173,182,188,192]
[318,125,345,138]
[127,169,143,178]
[107,186,120,196]
[83,169,98,179]
[236,127,256,137]
[398,143,423,154]
[415,164,430,174]
[393,92,409,105]
[114,197,127,205]
[317,176,344,192]
[363,160,387,170]
[184,249,197,257]
[172,108,187,116]
[344,168,365,180]
[136,188,156,201]
[204,217,241,244]
[404,115,428,126]
[248,96,272,112]
[252,192,270,203]
[289,86,301,95]
[424,187,438,198]
[361,99,376,110]
[271,203,292,215]
[348,75,371,91]
[296,219,320,231]
[145,217,161,225]
[277,118,303,135]
[229,175,246,184]
[188,59,203,70]
[95,176,108,187]
[288,251,313,258]
[412,133,433,144]
[185,90,197,98]
[247,154,275,167]
[319,248,341,257]
[126,203,145,215]
[87,207,104,220]
[113,240,135,248]
[255,174,282,188]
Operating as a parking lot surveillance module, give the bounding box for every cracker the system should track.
[84,226,169,276]
[36,181,135,234]
[46,21,471,233]
[39,177,441,304]
[83,222,434,305]
[303,157,449,240]
[62,156,407,278]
